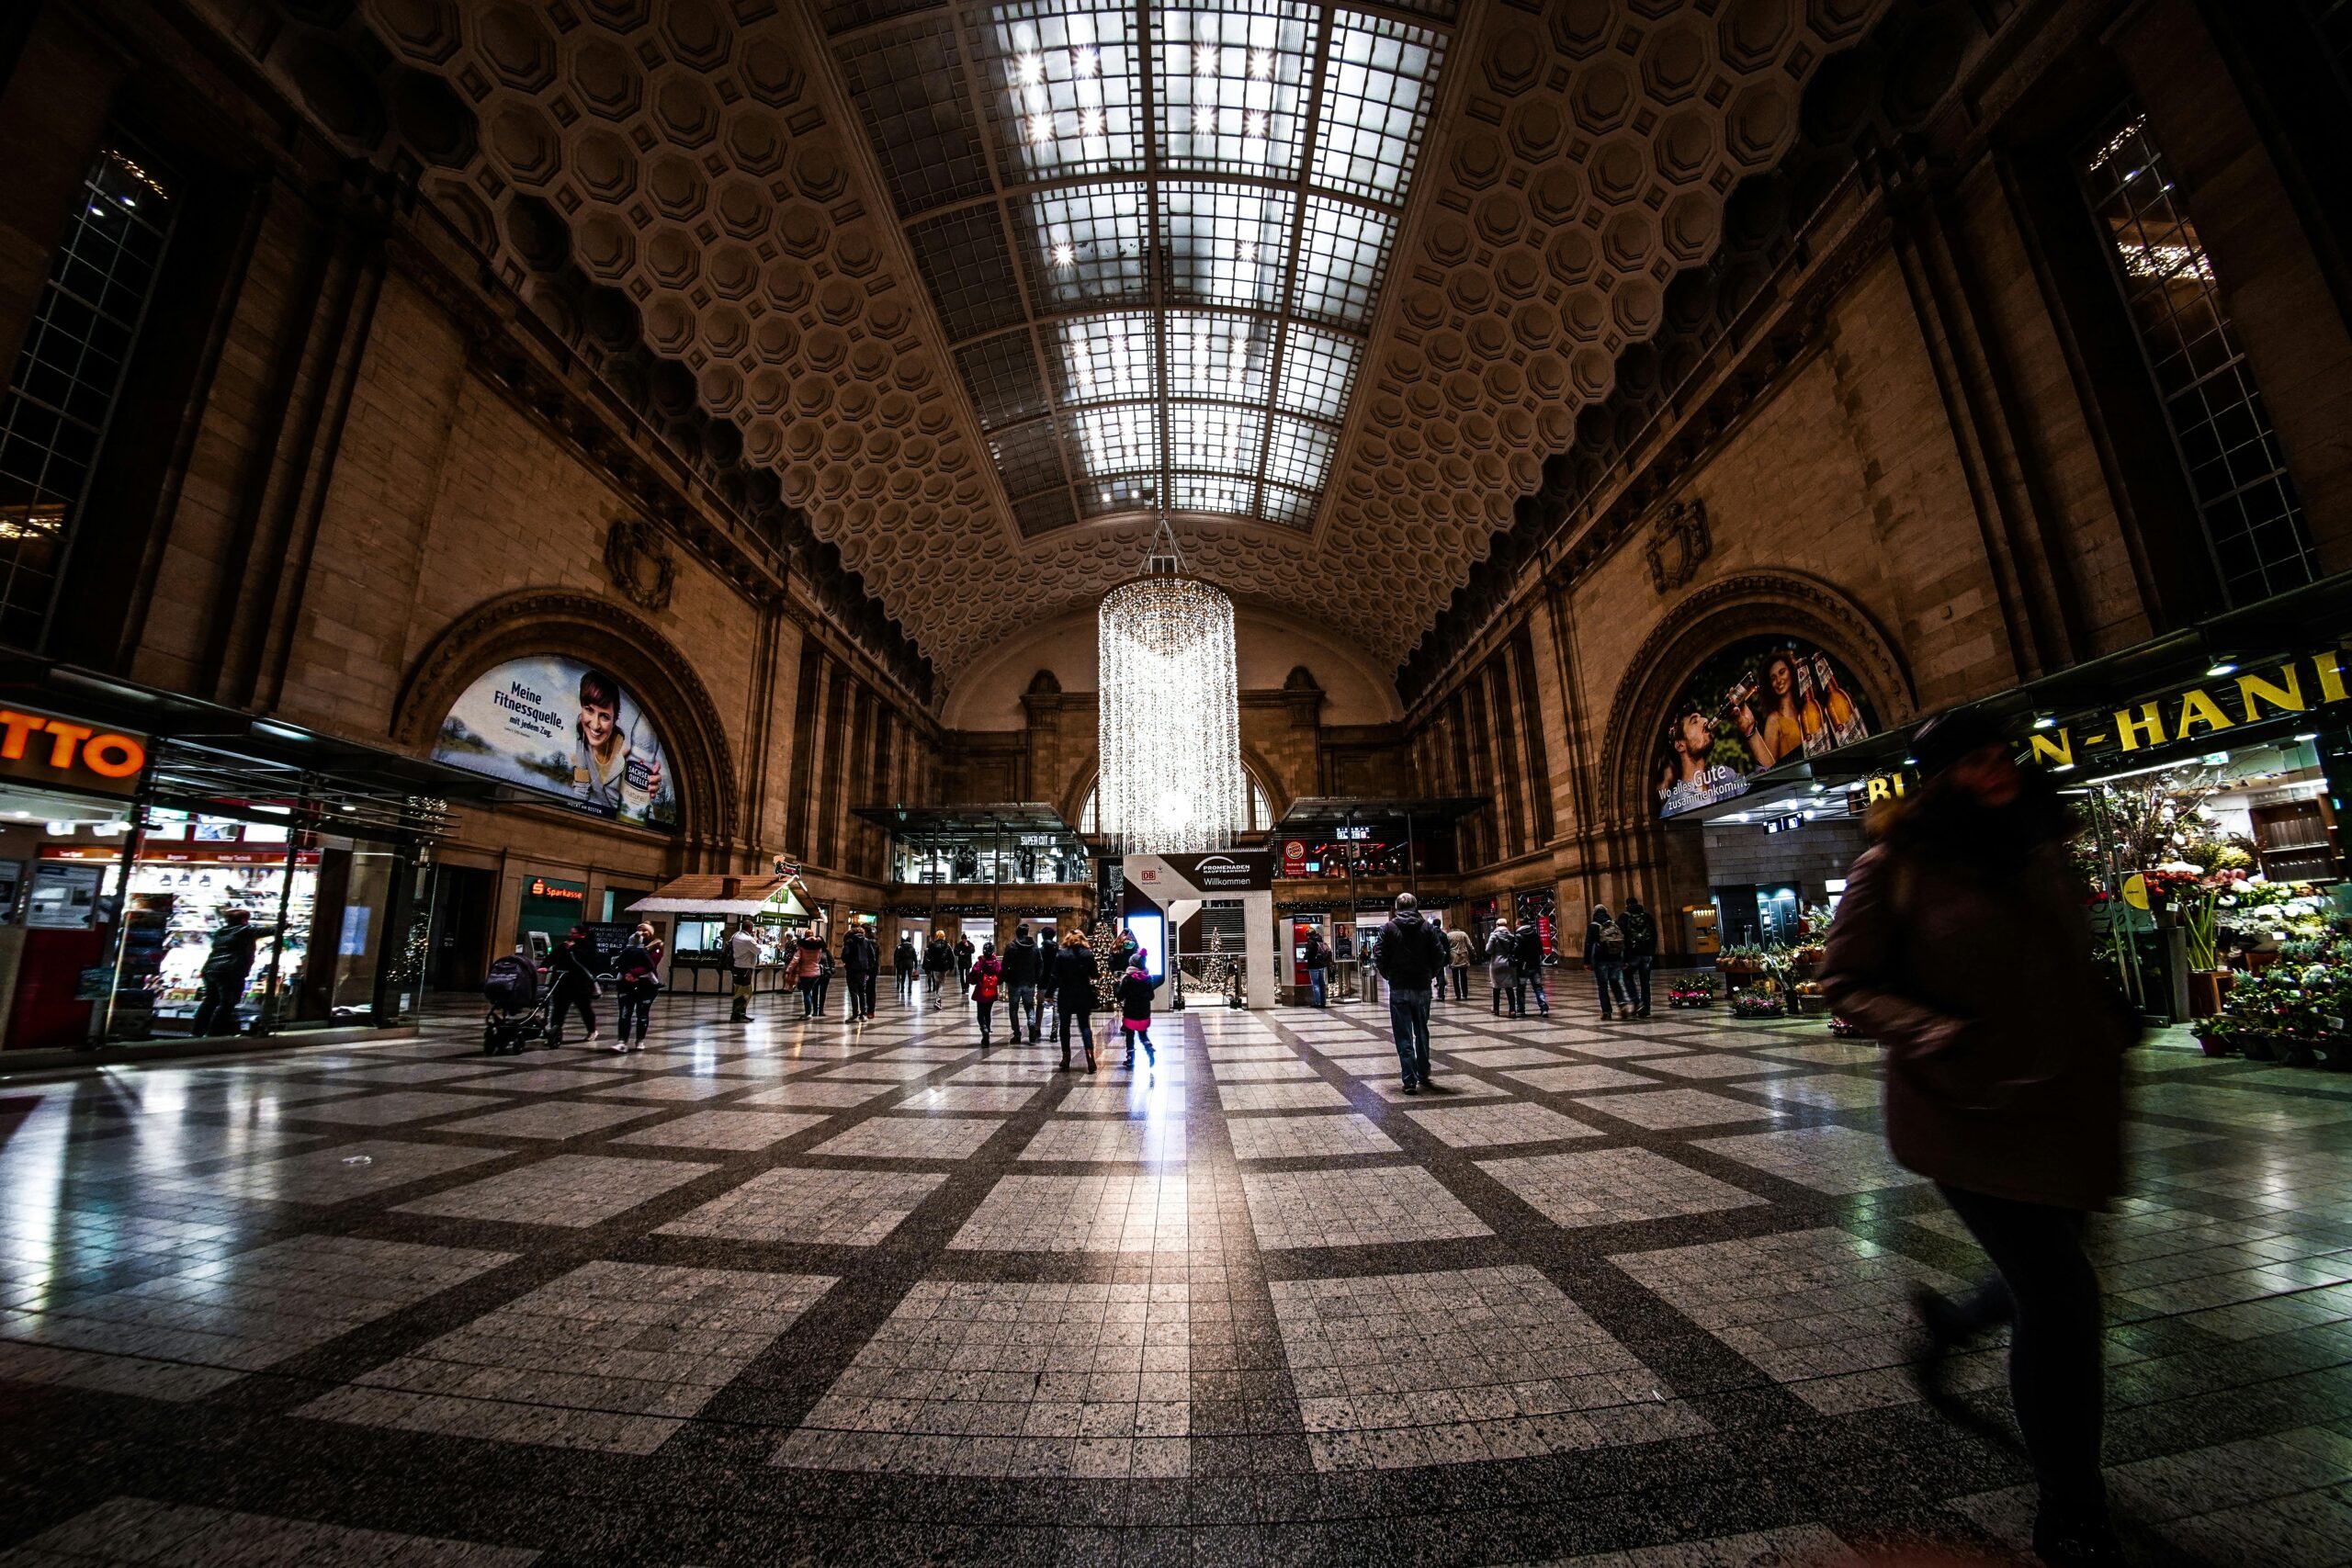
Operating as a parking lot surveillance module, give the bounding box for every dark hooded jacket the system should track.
[1374,910,1447,990]
[1818,771,2132,1210]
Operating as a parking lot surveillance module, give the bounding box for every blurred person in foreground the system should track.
[1820,708,2134,1568]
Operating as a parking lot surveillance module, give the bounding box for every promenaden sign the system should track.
[2023,646,2350,771]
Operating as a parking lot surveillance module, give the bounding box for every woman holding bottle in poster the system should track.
[1732,650,1811,769]
[571,669,663,824]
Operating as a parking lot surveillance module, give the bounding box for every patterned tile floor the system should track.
[1,985,2347,1564]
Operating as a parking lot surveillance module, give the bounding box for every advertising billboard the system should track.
[1656,637,1873,818]
[434,657,680,832]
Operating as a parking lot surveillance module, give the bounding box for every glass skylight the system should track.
[978,0,1447,531]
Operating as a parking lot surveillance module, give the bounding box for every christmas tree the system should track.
[1088,919,1124,1010]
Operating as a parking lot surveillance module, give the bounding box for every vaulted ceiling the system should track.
[330,0,1889,682]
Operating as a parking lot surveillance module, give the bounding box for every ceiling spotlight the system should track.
[2031,711,2057,729]
[1192,105,1215,134]
[1071,46,1097,76]
[1248,47,1273,79]
[1078,107,1104,136]
[1242,110,1268,139]
[1238,241,1259,264]
[1027,112,1053,144]
[1051,242,1076,267]
[1193,43,1218,75]
[2205,654,2239,677]
[1015,51,1043,85]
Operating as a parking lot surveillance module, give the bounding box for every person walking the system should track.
[1583,905,1629,1020]
[545,924,601,1046]
[791,930,825,1018]
[1377,894,1449,1094]
[1051,929,1099,1072]
[1819,709,2133,1568]
[1303,929,1331,1008]
[1444,920,1474,1002]
[953,932,976,998]
[1513,919,1551,1017]
[842,924,878,1021]
[1115,953,1157,1068]
[1487,919,1521,1016]
[611,930,661,1053]
[922,933,954,1001]
[728,919,761,1023]
[892,933,918,1004]
[812,936,835,1016]
[1002,923,1044,1042]
[1619,897,1657,1018]
[192,907,273,1038]
[970,942,1004,1047]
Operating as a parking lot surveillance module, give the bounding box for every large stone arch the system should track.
[1595,571,1916,832]
[392,590,742,855]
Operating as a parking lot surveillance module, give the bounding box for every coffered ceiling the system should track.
[342,0,1887,682]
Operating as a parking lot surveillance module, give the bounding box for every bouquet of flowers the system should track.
[1668,976,1714,1009]
[1826,1015,1865,1038]
[1731,993,1786,1021]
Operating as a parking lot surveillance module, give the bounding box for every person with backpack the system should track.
[1618,896,1657,1018]
[1583,905,1629,1020]
[1303,929,1331,1007]
[892,932,918,1004]
[1444,920,1474,1001]
[1001,923,1045,1042]
[1819,708,2135,1568]
[1486,919,1521,1016]
[611,930,662,1053]
[1513,919,1551,1017]
[1115,953,1156,1068]
[1376,894,1450,1093]
[969,941,1005,1047]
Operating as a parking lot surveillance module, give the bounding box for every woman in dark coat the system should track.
[1050,930,1100,1073]
[1820,710,2133,1567]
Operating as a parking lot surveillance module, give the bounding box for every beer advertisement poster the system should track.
[1655,637,1874,818]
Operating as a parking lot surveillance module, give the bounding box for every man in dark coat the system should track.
[193,908,272,1037]
[1002,923,1045,1043]
[1512,920,1550,1017]
[1821,708,2133,1567]
[1302,930,1331,1007]
[544,924,601,1047]
[841,925,879,1021]
[1618,896,1658,1017]
[1374,894,1450,1094]
[1050,931,1100,1072]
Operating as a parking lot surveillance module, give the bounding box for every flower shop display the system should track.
[1668,976,1714,1009]
[2195,946,2351,1070]
[1730,993,1786,1021]
[1826,1015,1865,1038]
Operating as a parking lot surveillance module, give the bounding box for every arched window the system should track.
[1080,776,1272,837]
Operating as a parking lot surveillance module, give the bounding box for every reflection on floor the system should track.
[2,984,2347,1564]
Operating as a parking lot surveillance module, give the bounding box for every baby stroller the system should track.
[481,955,548,1055]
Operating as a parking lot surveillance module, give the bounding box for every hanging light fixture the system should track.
[1097,519,1243,855]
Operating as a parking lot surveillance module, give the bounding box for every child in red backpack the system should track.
[970,942,1004,1048]
[1115,953,1156,1068]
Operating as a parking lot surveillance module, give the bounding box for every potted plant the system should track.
[2182,886,2232,1019]
[1668,976,1714,1009]
[1731,992,1785,1021]
[1792,979,1832,1016]
[2191,1013,2239,1058]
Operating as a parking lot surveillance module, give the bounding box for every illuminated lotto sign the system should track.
[2025,649,2346,770]
[0,707,148,796]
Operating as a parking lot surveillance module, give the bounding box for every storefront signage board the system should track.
[2023,649,2346,771]
[0,705,147,797]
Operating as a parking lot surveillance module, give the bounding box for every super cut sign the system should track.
[0,706,148,797]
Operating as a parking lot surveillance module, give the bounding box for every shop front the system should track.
[1270,796,1482,1001]
[857,804,1092,956]
[0,664,475,1053]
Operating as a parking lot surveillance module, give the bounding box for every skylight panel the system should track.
[990,0,1143,180]
[1021,185,1148,309]
[1156,0,1314,180]
[1069,401,1159,477]
[1081,472,1159,516]
[1292,197,1393,327]
[1313,15,1442,203]
[1167,402,1264,475]
[1263,416,1336,489]
[1166,310,1272,405]
[1273,324,1361,420]
[1163,181,1292,310]
[1052,313,1156,405]
[1258,480,1320,529]
[1171,473,1259,514]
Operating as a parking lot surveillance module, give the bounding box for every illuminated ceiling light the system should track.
[1027,112,1053,144]
[1078,107,1105,137]
[1015,51,1043,85]
[1192,106,1215,134]
[2205,655,2239,677]
[1051,242,1076,267]
[1237,241,1259,264]
[1193,43,1218,76]
[1248,48,1273,79]
[2031,711,2057,729]
[1071,46,1098,76]
[1097,520,1242,856]
[1242,110,1269,140]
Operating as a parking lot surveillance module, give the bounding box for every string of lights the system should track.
[1097,522,1244,855]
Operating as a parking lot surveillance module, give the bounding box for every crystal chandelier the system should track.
[1097,521,1243,856]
